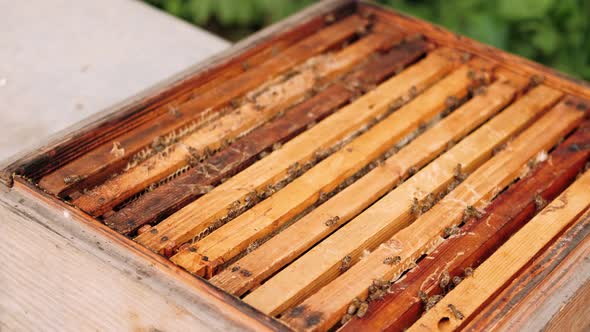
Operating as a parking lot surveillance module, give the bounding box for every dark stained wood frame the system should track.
[1,0,589,330]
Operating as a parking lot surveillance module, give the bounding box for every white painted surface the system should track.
[0,185,258,332]
[0,199,212,331]
[0,0,229,160]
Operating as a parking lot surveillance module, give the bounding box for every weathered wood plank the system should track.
[38,15,367,197]
[171,61,488,277]
[3,178,291,332]
[135,48,463,253]
[465,165,590,331]
[409,173,590,332]
[545,279,590,332]
[244,85,562,317]
[73,31,401,216]
[211,69,526,296]
[106,39,432,235]
[0,193,243,331]
[466,213,590,332]
[281,96,583,331]
[342,118,590,332]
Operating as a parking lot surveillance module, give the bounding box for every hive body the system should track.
[2,1,590,331]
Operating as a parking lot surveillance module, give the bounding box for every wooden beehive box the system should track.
[2,0,590,331]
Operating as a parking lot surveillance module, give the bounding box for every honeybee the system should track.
[439,271,451,289]
[448,304,464,320]
[346,306,357,316]
[411,197,421,216]
[347,298,360,315]
[340,255,352,272]
[534,193,547,211]
[325,216,340,227]
[463,205,483,221]
[421,193,436,213]
[63,175,82,185]
[373,279,387,289]
[408,86,418,98]
[340,313,353,325]
[418,290,429,304]
[356,301,369,318]
[425,295,443,311]
[444,226,460,237]
[151,136,166,152]
[383,255,401,265]
[445,96,459,111]
[247,241,259,253]
[473,86,487,96]
[529,74,545,88]
[454,163,465,182]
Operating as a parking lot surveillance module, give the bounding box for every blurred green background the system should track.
[144,0,590,80]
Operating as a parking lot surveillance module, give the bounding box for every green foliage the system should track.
[144,0,315,27]
[382,0,590,80]
[144,0,590,80]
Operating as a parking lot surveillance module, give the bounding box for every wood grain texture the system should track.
[281,97,583,331]
[106,38,432,236]
[467,214,590,332]
[245,85,560,318]
[342,117,590,332]
[0,180,289,332]
[465,169,590,330]
[135,48,463,254]
[0,201,218,331]
[544,269,590,332]
[409,174,590,332]
[171,61,486,277]
[211,67,524,297]
[73,30,400,216]
[38,14,367,197]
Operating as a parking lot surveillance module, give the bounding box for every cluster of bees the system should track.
[338,185,484,325]
[340,277,391,325]
[417,266,473,319]
[123,118,204,172]
[411,164,468,218]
